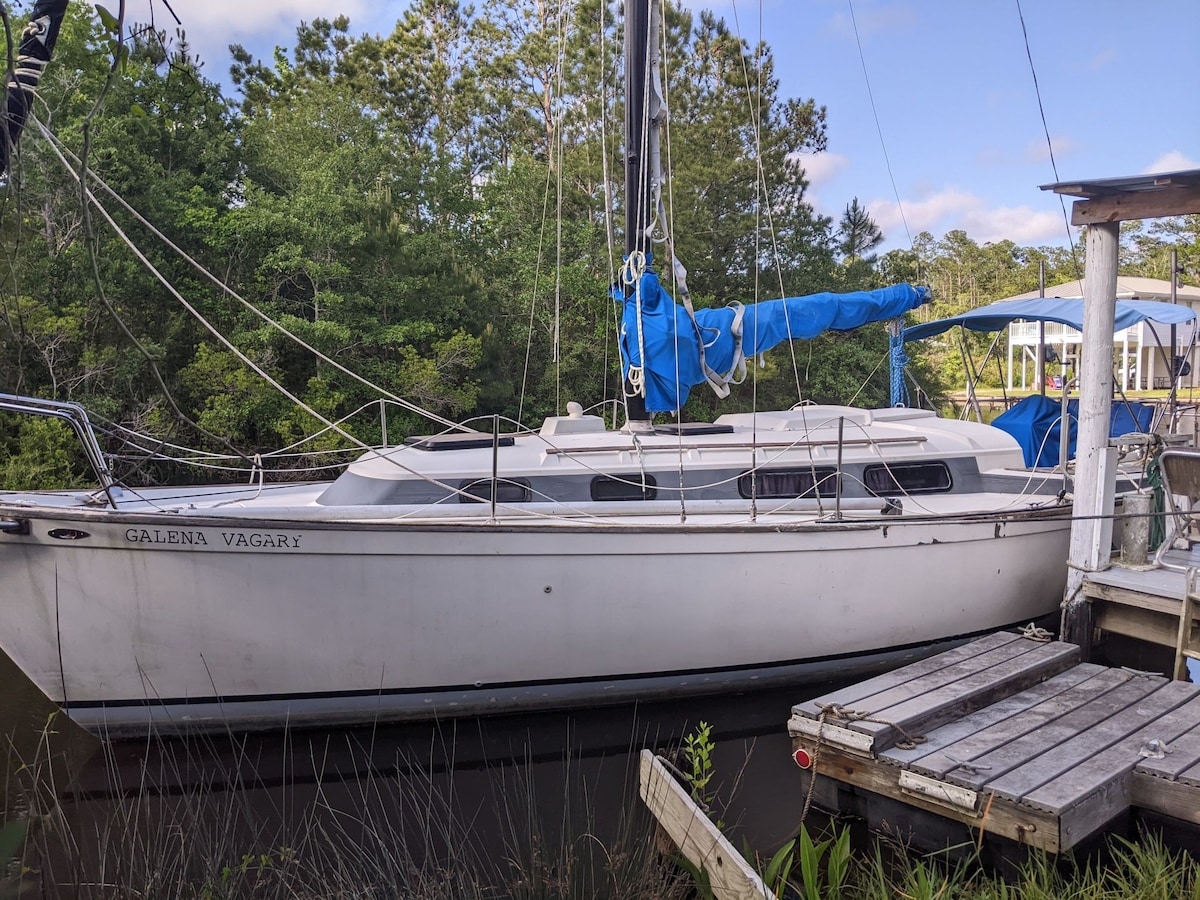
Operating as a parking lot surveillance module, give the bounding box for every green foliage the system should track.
[0,416,92,489]
[791,824,851,900]
[681,721,716,808]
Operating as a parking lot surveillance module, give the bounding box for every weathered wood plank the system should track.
[907,667,1134,780]
[792,742,1062,852]
[945,675,1165,791]
[1020,688,1200,849]
[879,664,1106,768]
[1070,186,1200,226]
[1135,719,1200,784]
[789,632,1021,722]
[1094,602,1183,648]
[1130,773,1200,825]
[842,642,1081,753]
[1084,571,1187,607]
[980,678,1189,801]
[638,750,768,900]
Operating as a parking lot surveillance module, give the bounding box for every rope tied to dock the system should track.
[1019,623,1054,642]
[814,702,928,751]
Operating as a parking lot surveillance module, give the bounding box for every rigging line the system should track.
[1014,0,1081,280]
[41,128,488,500]
[517,110,559,425]
[728,0,804,405]
[846,0,911,249]
[34,122,462,432]
[553,0,568,412]
[598,0,620,424]
[728,0,823,510]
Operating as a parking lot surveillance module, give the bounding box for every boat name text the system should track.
[124,528,302,550]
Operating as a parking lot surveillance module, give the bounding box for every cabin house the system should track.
[1005,277,1200,392]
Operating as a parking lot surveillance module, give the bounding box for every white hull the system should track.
[0,502,1070,735]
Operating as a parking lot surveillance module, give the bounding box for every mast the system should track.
[1,0,70,179]
[622,0,652,428]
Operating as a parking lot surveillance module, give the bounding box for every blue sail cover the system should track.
[614,273,929,412]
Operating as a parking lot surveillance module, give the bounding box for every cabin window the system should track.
[590,475,658,501]
[863,462,952,495]
[458,478,532,503]
[737,467,838,499]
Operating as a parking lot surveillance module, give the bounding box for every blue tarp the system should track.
[991,393,1156,467]
[902,296,1196,343]
[614,273,929,412]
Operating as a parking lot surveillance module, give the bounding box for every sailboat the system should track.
[0,0,1076,736]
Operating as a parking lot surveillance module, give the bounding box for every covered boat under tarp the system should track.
[896,296,1197,465]
[615,273,929,412]
[991,394,1154,467]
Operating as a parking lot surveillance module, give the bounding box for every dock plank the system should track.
[842,642,1081,753]
[944,675,1164,791]
[907,667,1134,780]
[790,632,1021,720]
[879,664,1106,768]
[979,679,1191,802]
[1135,719,1200,784]
[1019,688,1200,847]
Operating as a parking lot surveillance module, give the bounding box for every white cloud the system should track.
[130,0,373,69]
[867,188,1068,247]
[793,151,850,187]
[1142,150,1200,174]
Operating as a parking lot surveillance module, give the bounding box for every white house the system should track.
[1005,276,1200,392]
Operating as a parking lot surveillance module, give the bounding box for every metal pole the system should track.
[622,0,651,429]
[834,416,844,520]
[1037,261,1046,395]
[1170,248,1179,432]
[490,414,500,522]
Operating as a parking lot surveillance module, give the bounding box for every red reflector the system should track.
[793,748,813,769]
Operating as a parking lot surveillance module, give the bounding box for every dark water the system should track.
[2,658,836,896]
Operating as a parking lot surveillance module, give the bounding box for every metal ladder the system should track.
[1176,568,1200,680]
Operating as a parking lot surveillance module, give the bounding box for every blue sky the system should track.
[157,0,1197,252]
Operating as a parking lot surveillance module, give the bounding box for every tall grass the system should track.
[5,720,692,899]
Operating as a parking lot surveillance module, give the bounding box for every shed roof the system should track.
[1040,169,1200,199]
[1005,276,1200,304]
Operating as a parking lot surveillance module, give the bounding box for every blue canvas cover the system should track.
[614,273,929,412]
[992,394,1155,467]
[902,296,1195,343]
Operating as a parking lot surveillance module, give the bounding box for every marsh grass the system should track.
[5,719,693,899]
[4,715,1200,899]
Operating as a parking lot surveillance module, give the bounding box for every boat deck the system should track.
[788,631,1200,853]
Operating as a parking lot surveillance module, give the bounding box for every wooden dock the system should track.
[1084,547,1200,679]
[788,630,1200,853]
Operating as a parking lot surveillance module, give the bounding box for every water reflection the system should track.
[7,678,836,896]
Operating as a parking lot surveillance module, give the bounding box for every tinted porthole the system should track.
[459,478,532,503]
[862,463,952,495]
[591,475,657,501]
[737,468,837,499]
